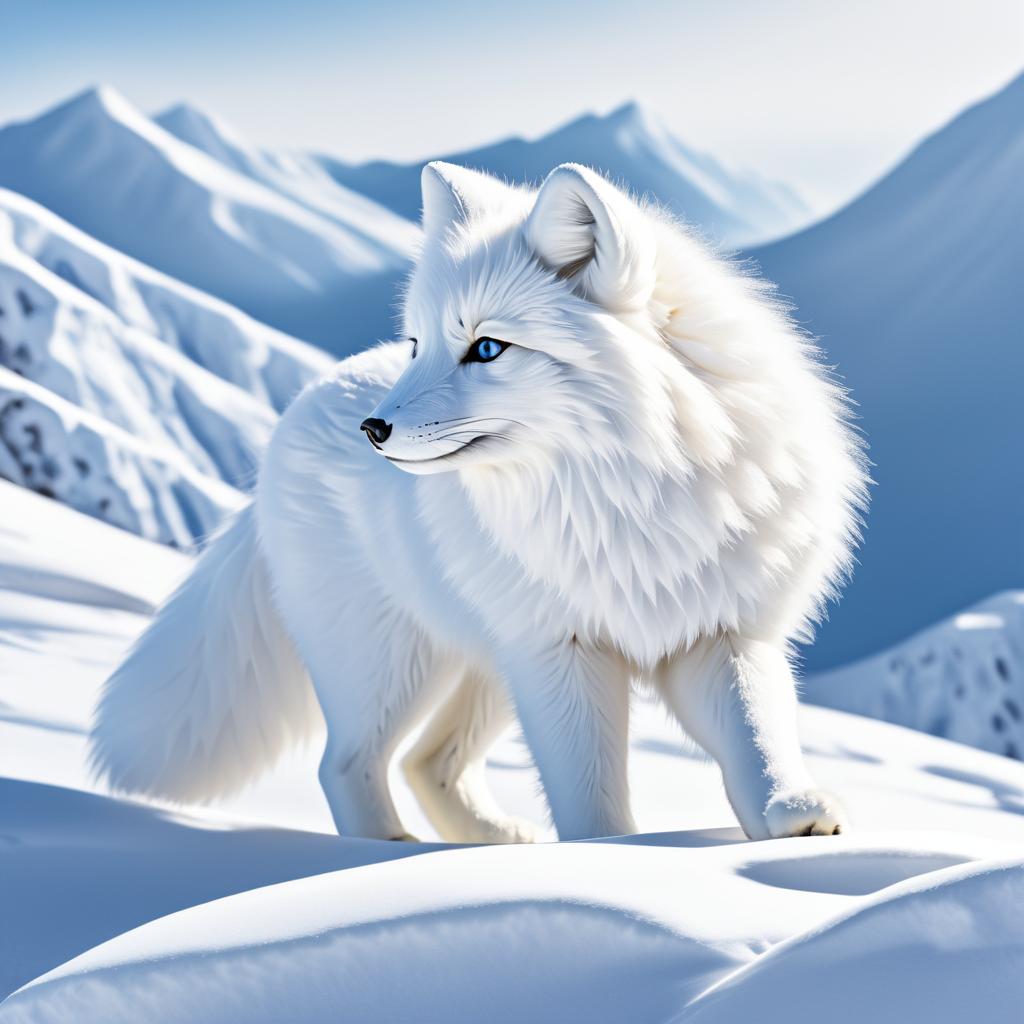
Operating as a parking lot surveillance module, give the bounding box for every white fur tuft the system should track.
[89,504,320,804]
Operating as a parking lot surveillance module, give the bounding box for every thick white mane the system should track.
[395,166,868,668]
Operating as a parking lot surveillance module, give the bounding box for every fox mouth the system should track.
[383,434,496,465]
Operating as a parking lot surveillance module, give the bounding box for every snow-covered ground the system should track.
[1,482,1023,1020]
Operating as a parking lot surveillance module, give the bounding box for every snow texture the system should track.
[0,370,243,547]
[0,189,332,412]
[806,591,1024,761]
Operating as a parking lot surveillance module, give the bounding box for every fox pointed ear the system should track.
[421,162,521,238]
[526,164,655,310]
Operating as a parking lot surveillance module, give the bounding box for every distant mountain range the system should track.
[754,70,1024,670]
[317,101,810,247]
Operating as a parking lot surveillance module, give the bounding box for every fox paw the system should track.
[765,788,848,838]
[478,815,545,845]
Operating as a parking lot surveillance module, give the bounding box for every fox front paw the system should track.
[764,788,848,838]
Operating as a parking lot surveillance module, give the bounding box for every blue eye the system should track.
[464,337,509,364]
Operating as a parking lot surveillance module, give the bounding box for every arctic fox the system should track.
[91,162,867,843]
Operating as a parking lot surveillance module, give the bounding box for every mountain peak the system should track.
[605,100,644,124]
[48,85,133,121]
[154,101,249,157]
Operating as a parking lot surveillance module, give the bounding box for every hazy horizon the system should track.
[7,1,1024,209]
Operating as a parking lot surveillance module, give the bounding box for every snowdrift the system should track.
[806,591,1024,761]
[6,836,1021,1024]
[319,101,810,246]
[2,480,1024,1020]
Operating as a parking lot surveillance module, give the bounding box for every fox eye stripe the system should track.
[409,338,418,359]
[461,337,510,364]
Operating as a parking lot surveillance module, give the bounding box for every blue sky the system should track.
[5,0,1022,205]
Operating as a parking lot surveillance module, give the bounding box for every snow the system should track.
[0,214,276,490]
[805,591,1024,761]
[0,77,1021,1021]
[753,71,1024,672]
[154,103,421,255]
[0,188,332,412]
[318,101,811,247]
[2,484,1024,1019]
[0,87,417,354]
[0,371,243,546]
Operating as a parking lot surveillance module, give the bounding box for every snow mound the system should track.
[320,101,810,246]
[0,188,331,412]
[2,834,1018,1024]
[678,857,1024,1022]
[2,487,1024,1014]
[753,71,1024,671]
[0,226,275,489]
[0,87,416,353]
[805,592,1024,761]
[0,369,242,546]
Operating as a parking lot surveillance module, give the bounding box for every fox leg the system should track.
[497,638,636,841]
[656,634,848,840]
[403,669,544,844]
[293,583,457,841]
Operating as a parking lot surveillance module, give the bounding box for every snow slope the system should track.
[2,483,1024,1018]
[6,838,1021,1024]
[0,216,275,490]
[805,591,1024,761]
[0,373,242,547]
[320,102,810,247]
[0,88,416,354]
[154,103,421,254]
[754,71,1024,671]
[0,189,331,413]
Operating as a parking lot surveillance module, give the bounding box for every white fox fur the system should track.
[91,162,867,843]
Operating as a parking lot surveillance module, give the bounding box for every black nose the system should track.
[360,417,392,446]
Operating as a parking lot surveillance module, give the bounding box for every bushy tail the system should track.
[90,504,321,804]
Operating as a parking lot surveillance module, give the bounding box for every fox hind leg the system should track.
[403,670,544,844]
[299,590,459,841]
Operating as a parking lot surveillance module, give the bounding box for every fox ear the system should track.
[526,164,655,310]
[421,162,520,238]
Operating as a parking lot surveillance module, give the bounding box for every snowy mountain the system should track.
[0,368,242,547]
[754,71,1024,672]
[319,102,810,246]
[0,189,342,545]
[154,103,420,253]
[805,591,1024,761]
[0,189,331,412]
[0,209,275,489]
[1,481,1024,1019]
[0,87,417,354]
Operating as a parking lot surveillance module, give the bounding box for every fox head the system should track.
[361,161,690,476]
